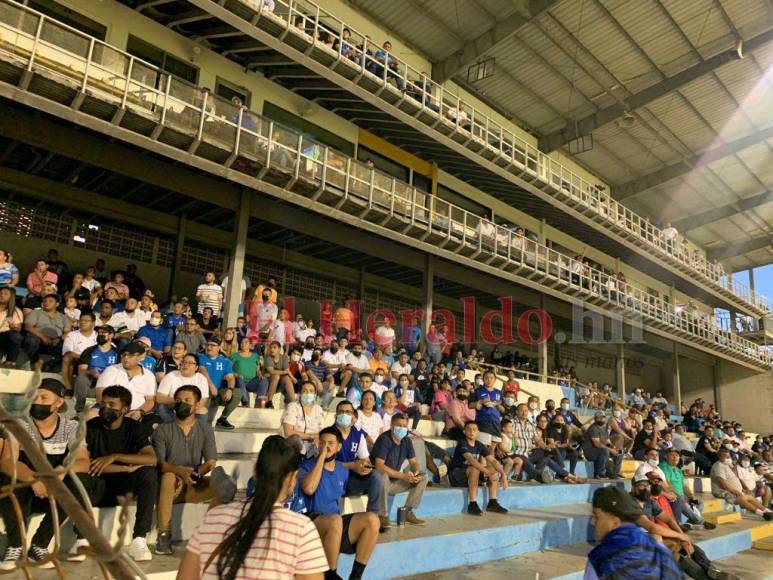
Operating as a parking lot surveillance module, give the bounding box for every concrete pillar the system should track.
[672,343,681,414]
[422,254,434,337]
[539,294,548,381]
[730,311,737,333]
[223,190,250,328]
[748,268,756,293]
[168,213,187,301]
[617,342,626,401]
[712,360,722,414]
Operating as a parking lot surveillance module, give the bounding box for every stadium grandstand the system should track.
[0,0,772,577]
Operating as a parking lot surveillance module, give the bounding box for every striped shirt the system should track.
[512,419,536,456]
[187,502,328,579]
[196,283,224,315]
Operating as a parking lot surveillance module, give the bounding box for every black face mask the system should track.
[650,483,662,496]
[634,489,651,502]
[96,335,109,345]
[457,394,468,401]
[311,354,320,362]
[174,401,194,420]
[324,454,336,463]
[99,406,121,425]
[30,404,54,421]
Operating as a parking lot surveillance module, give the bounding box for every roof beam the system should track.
[673,190,773,232]
[539,27,773,152]
[708,236,773,260]
[611,124,773,200]
[431,0,559,83]
[0,103,240,210]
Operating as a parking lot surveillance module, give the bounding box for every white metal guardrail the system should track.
[0,0,769,368]
[205,0,768,315]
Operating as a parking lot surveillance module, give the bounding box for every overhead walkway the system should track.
[117,0,769,318]
[0,0,769,369]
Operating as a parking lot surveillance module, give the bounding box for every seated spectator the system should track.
[431,378,452,420]
[176,318,207,354]
[86,385,158,562]
[582,411,623,479]
[155,339,187,383]
[586,486,682,580]
[322,339,352,396]
[136,310,172,360]
[298,427,380,580]
[0,379,101,569]
[449,421,509,516]
[179,436,327,579]
[632,418,661,461]
[0,249,19,288]
[333,400,383,519]
[195,307,218,338]
[558,398,583,437]
[198,338,239,430]
[711,448,772,520]
[394,373,422,430]
[281,381,326,456]
[736,452,771,508]
[660,449,705,527]
[547,414,580,476]
[230,337,262,407]
[496,419,524,481]
[671,424,694,454]
[372,413,426,526]
[60,311,97,389]
[608,406,634,454]
[263,340,295,407]
[471,370,504,442]
[157,353,213,424]
[355,389,382,446]
[104,271,130,302]
[0,286,23,368]
[62,295,80,326]
[73,325,118,412]
[80,266,102,299]
[164,300,188,332]
[121,298,146,339]
[652,391,669,409]
[24,258,57,308]
[23,293,71,365]
[445,384,475,441]
[95,342,157,432]
[633,449,679,503]
[632,474,727,579]
[152,385,223,555]
[695,425,720,475]
[95,299,129,342]
[134,336,159,373]
[219,327,239,357]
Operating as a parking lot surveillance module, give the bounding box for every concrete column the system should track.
[748,268,756,293]
[168,213,187,301]
[223,190,250,328]
[539,294,548,381]
[672,343,681,414]
[712,360,722,414]
[730,311,737,333]
[617,342,626,401]
[422,254,434,337]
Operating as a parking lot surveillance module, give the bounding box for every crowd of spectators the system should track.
[0,247,771,577]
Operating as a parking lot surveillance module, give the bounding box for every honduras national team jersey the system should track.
[197,353,234,387]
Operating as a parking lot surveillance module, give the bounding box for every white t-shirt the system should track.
[346,352,370,372]
[633,462,666,482]
[157,371,210,412]
[186,502,328,580]
[321,350,348,367]
[62,330,97,356]
[95,364,157,410]
[662,227,678,241]
[355,411,383,442]
[296,327,317,342]
[81,278,101,293]
[123,310,147,334]
[96,312,128,333]
[390,361,412,377]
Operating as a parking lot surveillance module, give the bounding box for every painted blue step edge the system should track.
[389,481,628,520]
[553,528,754,580]
[341,510,594,579]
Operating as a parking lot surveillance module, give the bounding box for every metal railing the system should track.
[0,0,769,368]
[215,0,768,314]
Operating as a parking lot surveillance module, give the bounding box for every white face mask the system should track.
[647,458,659,467]
[475,378,483,386]
[374,375,384,384]
[723,458,733,466]
[561,403,570,411]
[741,460,750,468]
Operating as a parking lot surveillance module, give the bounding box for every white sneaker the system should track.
[129,537,153,562]
[67,538,89,562]
[0,547,21,571]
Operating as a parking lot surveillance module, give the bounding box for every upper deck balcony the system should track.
[111,0,772,318]
[0,0,769,370]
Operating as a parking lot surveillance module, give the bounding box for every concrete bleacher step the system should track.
[751,537,773,551]
[401,513,773,580]
[703,510,743,526]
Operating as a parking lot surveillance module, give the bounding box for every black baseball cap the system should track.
[592,486,643,522]
[39,377,66,398]
[122,342,146,355]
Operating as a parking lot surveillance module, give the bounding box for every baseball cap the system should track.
[134,336,152,348]
[592,486,643,521]
[39,378,68,413]
[632,471,662,485]
[206,337,221,345]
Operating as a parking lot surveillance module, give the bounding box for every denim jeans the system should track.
[237,376,267,406]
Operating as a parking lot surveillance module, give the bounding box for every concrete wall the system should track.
[717,361,773,434]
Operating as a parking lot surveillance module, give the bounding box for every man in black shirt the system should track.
[86,385,157,562]
[632,419,660,461]
[695,425,720,475]
[0,379,102,570]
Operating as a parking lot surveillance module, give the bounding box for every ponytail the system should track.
[209,435,301,580]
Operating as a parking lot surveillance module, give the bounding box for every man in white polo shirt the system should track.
[156,353,213,424]
[95,342,157,434]
[390,351,412,383]
[61,312,97,390]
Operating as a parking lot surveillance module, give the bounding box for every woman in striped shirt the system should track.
[178,436,328,580]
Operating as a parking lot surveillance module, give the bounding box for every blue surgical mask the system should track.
[393,426,408,440]
[301,394,316,406]
[336,413,353,428]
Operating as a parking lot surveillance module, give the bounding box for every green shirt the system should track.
[660,462,685,497]
[229,351,260,380]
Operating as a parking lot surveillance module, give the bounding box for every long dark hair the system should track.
[211,435,301,580]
